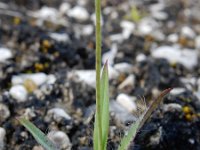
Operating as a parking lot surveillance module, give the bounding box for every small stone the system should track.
[0,47,12,63]
[152,46,198,69]
[70,70,96,88]
[0,103,10,122]
[110,101,137,123]
[170,88,186,95]
[12,73,48,86]
[47,108,71,122]
[81,25,94,36]
[114,62,132,73]
[167,33,178,43]
[0,127,6,150]
[68,6,89,21]
[116,93,137,112]
[181,26,195,39]
[102,43,118,65]
[23,79,37,93]
[47,131,71,150]
[49,33,70,43]
[32,145,44,150]
[120,20,135,39]
[118,74,135,90]
[195,35,200,49]
[59,2,71,14]
[30,6,58,22]
[136,53,147,62]
[9,85,28,102]
[163,103,182,112]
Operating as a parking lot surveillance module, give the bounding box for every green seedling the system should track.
[18,118,58,150]
[19,0,172,149]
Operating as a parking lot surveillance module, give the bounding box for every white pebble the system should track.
[163,103,182,112]
[12,73,48,86]
[47,131,71,150]
[152,46,198,69]
[59,2,71,14]
[181,26,196,38]
[102,43,118,65]
[120,20,135,39]
[9,85,28,102]
[195,35,200,49]
[48,108,71,121]
[138,17,159,35]
[114,62,132,73]
[118,74,135,90]
[68,6,89,21]
[170,88,185,95]
[81,25,94,36]
[0,104,10,121]
[167,33,178,43]
[71,70,96,88]
[31,6,58,22]
[116,93,137,112]
[49,33,69,42]
[0,47,12,63]
[0,127,6,150]
[136,53,147,62]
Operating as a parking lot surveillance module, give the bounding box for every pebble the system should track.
[110,100,137,123]
[0,127,6,150]
[59,2,71,15]
[49,33,70,43]
[81,25,94,36]
[116,93,137,112]
[30,6,58,22]
[12,73,54,87]
[102,43,118,65]
[167,33,179,43]
[170,88,186,95]
[152,46,198,69]
[109,33,124,43]
[0,104,10,122]
[195,35,200,49]
[163,103,182,112]
[120,20,135,39]
[138,17,159,35]
[114,62,132,73]
[47,131,71,150]
[0,47,12,63]
[70,70,96,88]
[9,85,28,102]
[68,6,89,21]
[181,26,196,39]
[47,108,71,122]
[118,74,135,90]
[136,53,147,62]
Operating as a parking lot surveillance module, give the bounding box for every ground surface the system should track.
[0,0,200,150]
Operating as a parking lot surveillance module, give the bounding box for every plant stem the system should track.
[95,0,102,149]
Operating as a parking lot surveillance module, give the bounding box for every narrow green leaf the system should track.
[100,61,109,150]
[18,118,58,150]
[93,113,99,150]
[118,120,140,150]
[118,88,172,150]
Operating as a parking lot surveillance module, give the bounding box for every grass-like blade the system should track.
[18,118,58,150]
[100,61,109,150]
[93,113,100,150]
[118,88,172,150]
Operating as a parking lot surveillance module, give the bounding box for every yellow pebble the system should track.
[23,79,37,93]
[42,40,51,48]
[13,17,21,25]
[185,114,192,121]
[34,63,44,72]
[182,106,191,114]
